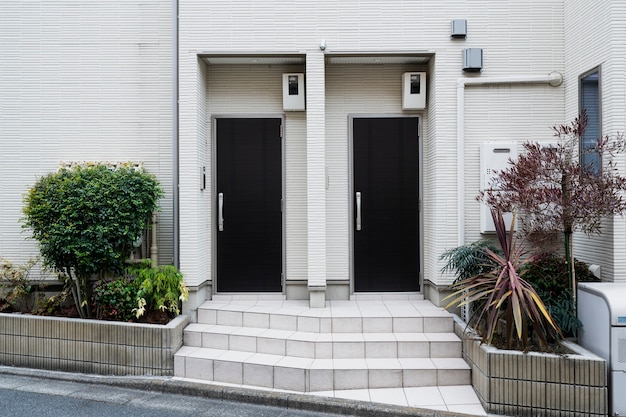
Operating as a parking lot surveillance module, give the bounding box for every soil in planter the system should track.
[490,334,573,354]
[135,309,172,325]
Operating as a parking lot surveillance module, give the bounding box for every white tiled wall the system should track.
[564,1,626,282]
[10,0,621,297]
[0,1,174,271]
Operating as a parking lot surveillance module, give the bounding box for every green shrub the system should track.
[522,253,598,337]
[22,163,163,318]
[92,277,138,322]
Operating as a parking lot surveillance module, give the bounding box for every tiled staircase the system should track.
[174,294,470,394]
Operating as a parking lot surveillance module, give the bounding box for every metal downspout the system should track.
[456,72,563,247]
[173,0,180,268]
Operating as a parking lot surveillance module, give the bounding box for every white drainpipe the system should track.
[456,72,563,246]
[172,0,180,267]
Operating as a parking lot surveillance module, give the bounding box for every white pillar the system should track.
[306,51,327,307]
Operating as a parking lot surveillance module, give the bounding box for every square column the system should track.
[306,52,327,307]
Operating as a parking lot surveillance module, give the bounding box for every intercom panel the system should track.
[282,73,305,111]
[402,72,427,110]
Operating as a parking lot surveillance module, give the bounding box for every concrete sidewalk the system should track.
[0,365,483,417]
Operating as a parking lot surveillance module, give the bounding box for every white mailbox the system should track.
[282,73,305,111]
[480,142,517,233]
[402,72,427,110]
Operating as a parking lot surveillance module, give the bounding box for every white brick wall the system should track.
[564,1,626,282]
[10,0,621,295]
[0,1,173,273]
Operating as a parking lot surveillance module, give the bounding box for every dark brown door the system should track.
[353,117,419,292]
[216,118,282,292]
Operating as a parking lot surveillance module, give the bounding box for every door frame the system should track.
[211,114,286,294]
[348,114,424,294]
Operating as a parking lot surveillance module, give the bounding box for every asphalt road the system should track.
[0,373,342,417]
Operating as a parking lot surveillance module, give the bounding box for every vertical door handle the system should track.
[218,192,224,231]
[356,191,362,231]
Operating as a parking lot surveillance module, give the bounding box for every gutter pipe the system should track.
[173,0,180,268]
[456,72,563,247]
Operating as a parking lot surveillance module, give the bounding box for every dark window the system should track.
[579,69,600,173]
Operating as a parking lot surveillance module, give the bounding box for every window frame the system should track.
[578,66,602,174]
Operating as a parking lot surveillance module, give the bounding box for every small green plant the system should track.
[0,257,38,312]
[522,253,598,337]
[444,210,562,350]
[32,289,70,316]
[133,264,188,319]
[92,277,138,322]
[440,240,502,283]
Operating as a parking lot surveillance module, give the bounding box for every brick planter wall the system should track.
[454,316,608,417]
[0,313,189,376]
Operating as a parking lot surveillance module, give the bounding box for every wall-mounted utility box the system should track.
[282,73,305,111]
[463,48,483,72]
[480,142,517,233]
[451,19,467,38]
[402,72,427,110]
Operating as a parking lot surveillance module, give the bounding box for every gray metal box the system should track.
[463,48,483,72]
[451,19,467,38]
[579,282,626,416]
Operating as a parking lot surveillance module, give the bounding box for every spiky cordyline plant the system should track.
[444,210,562,350]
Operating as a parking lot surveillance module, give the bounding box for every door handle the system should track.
[218,192,224,231]
[356,191,362,231]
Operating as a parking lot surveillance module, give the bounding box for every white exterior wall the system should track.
[0,1,174,273]
[565,1,626,282]
[178,0,566,297]
[4,0,626,304]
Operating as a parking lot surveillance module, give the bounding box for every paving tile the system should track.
[438,385,482,405]
[447,404,488,416]
[369,388,408,406]
[243,363,273,388]
[214,360,243,384]
[332,389,371,402]
[404,386,445,407]
[334,369,369,390]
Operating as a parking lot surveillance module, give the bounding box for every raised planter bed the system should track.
[0,313,189,376]
[454,315,608,417]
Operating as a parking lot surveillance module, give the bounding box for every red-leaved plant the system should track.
[444,210,562,350]
[479,113,626,311]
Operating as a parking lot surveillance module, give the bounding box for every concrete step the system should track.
[174,346,470,392]
[196,299,454,334]
[183,323,462,359]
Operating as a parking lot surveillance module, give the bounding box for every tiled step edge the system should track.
[197,308,454,334]
[184,324,462,359]
[174,346,470,392]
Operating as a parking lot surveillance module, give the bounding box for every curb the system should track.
[0,365,479,417]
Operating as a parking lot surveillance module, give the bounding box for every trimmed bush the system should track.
[22,163,163,318]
